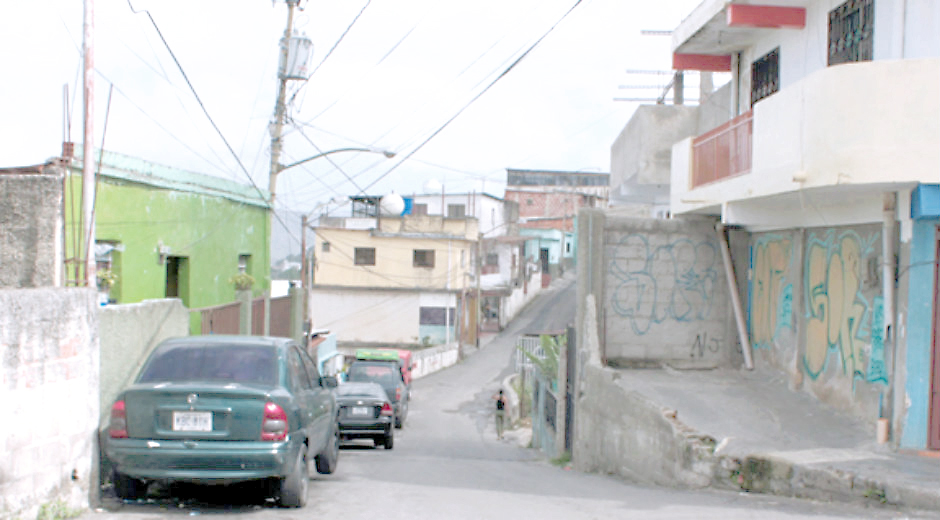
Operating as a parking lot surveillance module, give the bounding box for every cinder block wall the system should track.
[581,211,736,369]
[0,288,98,520]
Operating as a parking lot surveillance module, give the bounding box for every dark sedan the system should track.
[335,382,394,449]
[103,335,340,508]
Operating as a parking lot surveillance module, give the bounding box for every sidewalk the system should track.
[615,366,940,512]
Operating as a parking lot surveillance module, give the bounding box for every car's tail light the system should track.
[380,403,393,416]
[261,402,288,441]
[109,400,128,439]
[396,387,402,402]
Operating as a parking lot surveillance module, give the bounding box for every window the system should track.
[238,254,251,273]
[419,307,455,326]
[447,204,466,218]
[322,241,330,253]
[566,242,571,253]
[751,47,779,106]
[485,253,499,266]
[354,247,376,266]
[828,0,874,66]
[413,203,428,216]
[414,249,435,268]
[288,349,312,391]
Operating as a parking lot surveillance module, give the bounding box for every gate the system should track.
[199,301,240,335]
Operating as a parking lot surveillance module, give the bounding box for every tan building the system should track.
[310,204,479,349]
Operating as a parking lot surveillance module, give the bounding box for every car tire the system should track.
[315,424,339,475]
[112,470,147,500]
[383,431,394,450]
[278,449,309,508]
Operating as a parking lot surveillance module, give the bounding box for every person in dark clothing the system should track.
[493,389,507,440]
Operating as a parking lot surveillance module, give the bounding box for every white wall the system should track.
[0,288,98,519]
[672,59,940,217]
[311,289,419,344]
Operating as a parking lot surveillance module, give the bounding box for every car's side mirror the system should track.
[321,376,338,388]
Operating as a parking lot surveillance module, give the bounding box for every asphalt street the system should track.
[92,274,931,519]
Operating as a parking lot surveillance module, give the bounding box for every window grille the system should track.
[751,47,779,107]
[828,0,874,66]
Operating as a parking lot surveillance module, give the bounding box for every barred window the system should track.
[828,0,874,66]
[751,47,779,107]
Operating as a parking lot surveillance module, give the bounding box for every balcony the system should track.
[671,58,940,220]
[691,111,752,188]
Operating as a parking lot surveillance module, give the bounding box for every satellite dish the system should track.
[379,192,405,216]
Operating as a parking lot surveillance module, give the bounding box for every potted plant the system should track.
[228,272,255,291]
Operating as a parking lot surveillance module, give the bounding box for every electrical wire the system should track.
[288,0,374,108]
[357,0,585,196]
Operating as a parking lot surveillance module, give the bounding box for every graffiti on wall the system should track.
[750,235,794,349]
[803,229,885,384]
[609,234,719,335]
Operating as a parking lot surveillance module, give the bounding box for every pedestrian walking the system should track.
[493,389,507,440]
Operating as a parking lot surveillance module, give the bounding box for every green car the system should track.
[104,335,339,508]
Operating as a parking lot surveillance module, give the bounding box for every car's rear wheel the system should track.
[112,470,147,500]
[278,450,309,508]
[383,431,394,450]
[315,424,339,475]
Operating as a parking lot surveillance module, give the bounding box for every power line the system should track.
[358,0,585,196]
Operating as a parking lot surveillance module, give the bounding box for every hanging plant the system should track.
[228,272,255,290]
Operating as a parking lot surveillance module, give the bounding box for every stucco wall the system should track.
[0,288,98,520]
[748,224,887,427]
[98,299,190,426]
[0,169,64,288]
[65,160,270,308]
[601,216,734,368]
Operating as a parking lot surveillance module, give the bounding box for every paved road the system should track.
[93,275,928,519]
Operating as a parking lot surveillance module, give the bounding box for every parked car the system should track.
[103,335,340,508]
[346,350,409,428]
[334,382,394,449]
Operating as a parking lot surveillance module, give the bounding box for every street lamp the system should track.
[294,147,396,335]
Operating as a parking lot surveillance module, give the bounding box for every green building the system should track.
[64,151,271,311]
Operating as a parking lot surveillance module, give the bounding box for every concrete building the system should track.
[657,0,940,451]
[310,198,479,348]
[62,151,271,309]
[504,168,609,232]
[408,191,546,333]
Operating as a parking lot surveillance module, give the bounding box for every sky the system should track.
[1,0,702,214]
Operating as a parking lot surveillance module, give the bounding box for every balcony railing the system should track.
[691,110,753,188]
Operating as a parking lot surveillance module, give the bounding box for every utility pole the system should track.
[268,0,300,205]
[82,0,96,287]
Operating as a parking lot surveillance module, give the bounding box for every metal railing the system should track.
[691,110,753,188]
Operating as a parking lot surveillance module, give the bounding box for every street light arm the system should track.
[277,147,395,173]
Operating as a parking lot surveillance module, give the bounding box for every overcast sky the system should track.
[2,0,701,212]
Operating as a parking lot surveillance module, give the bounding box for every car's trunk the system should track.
[123,382,273,441]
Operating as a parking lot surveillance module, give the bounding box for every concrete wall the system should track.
[748,224,887,426]
[610,104,698,188]
[98,299,190,425]
[572,292,717,488]
[0,288,98,520]
[411,342,461,379]
[0,168,64,288]
[593,214,735,368]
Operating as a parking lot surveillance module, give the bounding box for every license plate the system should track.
[173,411,212,431]
[350,407,370,416]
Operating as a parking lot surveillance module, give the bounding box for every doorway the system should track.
[165,255,190,307]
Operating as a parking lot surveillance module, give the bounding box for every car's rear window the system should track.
[335,384,385,399]
[138,344,277,386]
[347,362,398,385]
